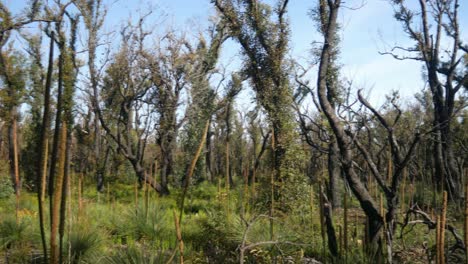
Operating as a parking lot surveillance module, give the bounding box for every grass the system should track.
[0,178,465,263]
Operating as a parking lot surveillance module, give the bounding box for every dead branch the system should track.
[400,204,465,251]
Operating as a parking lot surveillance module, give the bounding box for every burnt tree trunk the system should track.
[328,139,341,208]
[315,0,383,257]
[158,109,177,195]
[205,119,213,182]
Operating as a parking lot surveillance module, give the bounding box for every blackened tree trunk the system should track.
[96,146,110,192]
[7,110,19,195]
[225,101,234,188]
[315,0,383,256]
[248,129,270,185]
[328,139,341,208]
[158,109,177,195]
[354,91,422,263]
[321,188,338,257]
[205,119,214,182]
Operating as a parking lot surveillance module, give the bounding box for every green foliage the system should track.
[185,209,240,263]
[0,167,13,199]
[412,181,439,208]
[66,224,103,263]
[108,183,136,203]
[1,176,462,263]
[0,50,27,117]
[100,202,173,248]
[0,216,28,249]
[100,244,167,264]
[0,214,36,263]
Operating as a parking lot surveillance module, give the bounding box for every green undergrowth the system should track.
[0,179,463,263]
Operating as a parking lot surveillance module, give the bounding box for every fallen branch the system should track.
[238,214,312,264]
[400,204,465,251]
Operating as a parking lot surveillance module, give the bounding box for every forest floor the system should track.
[0,179,465,263]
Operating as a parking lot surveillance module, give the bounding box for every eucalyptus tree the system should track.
[213,0,301,207]
[245,107,270,185]
[0,47,25,197]
[143,32,193,195]
[315,1,429,261]
[387,0,467,200]
[314,0,384,257]
[0,2,28,199]
[75,0,108,191]
[180,22,228,185]
[96,19,164,193]
[20,32,45,185]
[294,80,342,208]
[351,92,423,262]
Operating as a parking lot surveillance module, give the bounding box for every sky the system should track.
[6,0,468,108]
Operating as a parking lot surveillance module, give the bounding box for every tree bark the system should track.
[59,130,71,263]
[328,139,341,208]
[158,110,176,195]
[50,124,67,264]
[322,189,339,257]
[205,120,213,182]
[8,116,20,195]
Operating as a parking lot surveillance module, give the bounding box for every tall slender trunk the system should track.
[9,116,20,222]
[158,110,176,195]
[59,131,71,263]
[95,115,103,191]
[328,139,340,208]
[36,32,54,262]
[205,120,213,182]
[159,139,171,195]
[248,130,270,185]
[48,41,65,217]
[225,102,233,188]
[50,123,67,264]
[41,139,48,201]
[97,146,110,192]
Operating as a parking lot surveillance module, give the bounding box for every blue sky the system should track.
[6,0,468,107]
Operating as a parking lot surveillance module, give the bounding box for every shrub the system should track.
[185,210,240,263]
[0,216,34,263]
[66,224,103,263]
[100,244,168,264]
[0,174,13,199]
